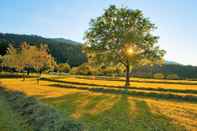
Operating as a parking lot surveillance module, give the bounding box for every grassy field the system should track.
[0,75,197,131]
[0,91,32,131]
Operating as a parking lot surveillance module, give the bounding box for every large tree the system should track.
[84,5,165,87]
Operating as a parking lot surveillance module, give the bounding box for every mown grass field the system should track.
[0,91,33,131]
[0,75,197,131]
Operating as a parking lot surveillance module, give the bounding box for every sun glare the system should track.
[127,47,134,56]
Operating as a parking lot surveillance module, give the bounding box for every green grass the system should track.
[42,93,186,131]
[0,94,32,131]
[46,83,197,103]
[1,76,196,130]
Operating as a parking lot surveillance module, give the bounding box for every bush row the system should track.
[70,64,124,76]
[153,73,179,80]
[0,73,37,79]
[0,86,82,131]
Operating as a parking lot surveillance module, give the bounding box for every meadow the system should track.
[0,75,197,131]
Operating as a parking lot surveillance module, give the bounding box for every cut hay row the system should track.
[0,85,82,131]
[58,77,197,90]
[41,77,197,95]
[40,78,197,103]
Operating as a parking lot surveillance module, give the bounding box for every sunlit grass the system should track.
[74,75,197,84]
[0,77,196,130]
[146,98,197,131]
[58,76,197,91]
[0,78,83,98]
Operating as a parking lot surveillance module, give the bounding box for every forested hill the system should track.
[0,33,86,66]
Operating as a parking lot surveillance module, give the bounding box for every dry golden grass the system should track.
[129,77,197,84]
[58,76,197,91]
[74,75,197,84]
[0,78,83,98]
[0,77,197,130]
[72,94,118,119]
[145,98,197,130]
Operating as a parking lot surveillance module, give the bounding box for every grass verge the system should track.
[0,86,83,131]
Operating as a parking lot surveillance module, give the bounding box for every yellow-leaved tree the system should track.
[2,42,56,80]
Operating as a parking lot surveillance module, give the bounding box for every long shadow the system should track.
[77,94,185,131]
[82,95,110,111]
[40,92,90,117]
[40,92,111,118]
[129,100,186,131]
[78,95,131,131]
[41,78,197,95]
[46,83,197,103]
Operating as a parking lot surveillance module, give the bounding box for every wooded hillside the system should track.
[0,33,86,66]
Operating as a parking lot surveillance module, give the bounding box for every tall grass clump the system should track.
[0,86,83,131]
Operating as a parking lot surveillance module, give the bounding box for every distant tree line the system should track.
[132,64,197,79]
[67,63,197,80]
[0,33,86,66]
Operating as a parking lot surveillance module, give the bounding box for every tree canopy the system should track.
[84,5,165,87]
[2,42,56,73]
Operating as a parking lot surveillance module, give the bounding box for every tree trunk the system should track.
[39,70,42,76]
[125,62,130,88]
[37,70,42,86]
[23,72,25,81]
[27,69,30,76]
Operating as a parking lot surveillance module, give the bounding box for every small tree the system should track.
[2,42,56,80]
[2,44,24,71]
[166,74,179,80]
[56,63,71,73]
[84,5,165,88]
[70,63,96,75]
[29,44,56,75]
[153,73,165,79]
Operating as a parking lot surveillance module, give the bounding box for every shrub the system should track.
[70,63,96,75]
[153,73,165,79]
[166,74,179,80]
[99,66,123,76]
[101,66,116,75]
[70,67,78,75]
[56,63,71,73]
[0,87,82,131]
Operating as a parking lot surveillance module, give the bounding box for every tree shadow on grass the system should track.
[40,92,111,118]
[131,100,186,131]
[77,95,186,131]
[39,88,186,131]
[41,78,197,95]
[46,83,197,103]
[40,92,89,117]
[78,94,131,131]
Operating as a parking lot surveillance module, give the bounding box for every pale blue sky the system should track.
[0,0,197,65]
